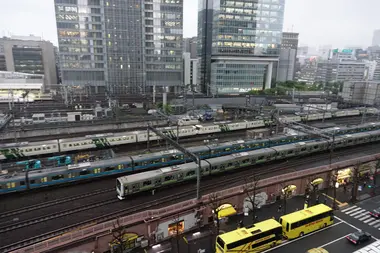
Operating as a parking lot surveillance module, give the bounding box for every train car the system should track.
[134,130,160,142]
[130,150,184,171]
[159,126,197,138]
[195,124,221,134]
[0,156,133,194]
[0,140,59,160]
[59,134,111,152]
[106,132,137,146]
[246,120,266,129]
[225,122,248,131]
[116,161,210,199]
[346,109,360,116]
[279,115,301,124]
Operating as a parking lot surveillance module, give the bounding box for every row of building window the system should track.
[62,62,104,68]
[146,49,181,56]
[146,64,181,70]
[222,0,280,7]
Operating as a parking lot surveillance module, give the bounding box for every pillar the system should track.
[265,62,273,89]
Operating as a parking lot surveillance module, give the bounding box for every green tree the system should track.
[163,104,173,114]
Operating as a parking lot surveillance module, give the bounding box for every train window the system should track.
[20,181,25,186]
[287,150,293,154]
[227,163,233,167]
[41,177,47,183]
[258,156,264,160]
[6,182,16,188]
[212,166,217,171]
[132,184,139,190]
[63,144,67,148]
[68,173,74,178]
[79,170,90,176]
[314,145,319,149]
[43,147,46,150]
[155,179,161,184]
[301,148,306,151]
[242,159,249,164]
[105,166,114,171]
[164,175,174,181]
[143,180,152,186]
[53,145,57,148]
[69,144,72,147]
[30,179,36,184]
[0,185,2,189]
[94,168,101,174]
[52,175,64,180]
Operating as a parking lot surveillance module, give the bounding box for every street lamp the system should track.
[311,178,324,205]
[332,172,339,210]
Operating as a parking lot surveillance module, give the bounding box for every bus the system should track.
[279,204,334,240]
[215,219,282,253]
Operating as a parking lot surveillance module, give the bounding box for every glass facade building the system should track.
[198,0,285,94]
[54,0,183,94]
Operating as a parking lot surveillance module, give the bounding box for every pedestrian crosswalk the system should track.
[341,205,380,230]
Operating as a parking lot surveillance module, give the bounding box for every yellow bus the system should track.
[216,219,282,253]
[279,204,334,240]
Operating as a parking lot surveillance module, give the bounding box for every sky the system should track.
[0,0,379,49]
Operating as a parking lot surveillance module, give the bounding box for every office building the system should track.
[277,32,298,82]
[198,0,285,95]
[183,37,197,59]
[183,52,199,90]
[372,29,380,47]
[0,36,57,91]
[341,81,380,106]
[54,0,183,95]
[315,60,366,83]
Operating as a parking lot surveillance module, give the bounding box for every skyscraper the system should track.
[198,0,285,95]
[54,0,183,95]
[277,32,298,82]
[372,29,380,47]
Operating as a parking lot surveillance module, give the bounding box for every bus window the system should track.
[286,222,289,232]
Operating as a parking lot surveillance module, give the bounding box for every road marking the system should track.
[261,222,343,253]
[353,212,369,219]
[359,215,372,221]
[350,209,367,216]
[322,193,343,205]
[318,234,351,248]
[363,217,375,223]
[345,207,363,214]
[340,205,358,212]
[335,216,379,240]
[374,223,380,228]
[369,220,380,226]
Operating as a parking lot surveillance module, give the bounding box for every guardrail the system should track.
[12,153,380,253]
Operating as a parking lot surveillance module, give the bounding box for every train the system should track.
[1,121,379,195]
[0,108,370,161]
[115,128,380,199]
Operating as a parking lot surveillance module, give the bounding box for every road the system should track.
[142,196,380,253]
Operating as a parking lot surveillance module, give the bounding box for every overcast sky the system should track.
[0,0,379,49]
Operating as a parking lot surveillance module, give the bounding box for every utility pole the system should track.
[351,164,360,202]
[148,124,202,200]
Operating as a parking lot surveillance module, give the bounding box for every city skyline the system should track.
[1,0,380,49]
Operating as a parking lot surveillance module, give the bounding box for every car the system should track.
[370,208,380,218]
[346,231,371,245]
[306,248,329,253]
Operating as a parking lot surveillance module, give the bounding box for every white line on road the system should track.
[345,207,363,214]
[374,223,380,228]
[359,215,372,221]
[369,220,380,226]
[353,212,369,219]
[363,217,376,224]
[350,209,367,216]
[317,234,351,248]
[341,205,358,212]
[261,222,343,253]
[335,216,379,241]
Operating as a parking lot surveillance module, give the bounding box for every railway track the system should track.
[0,188,114,219]
[1,141,380,252]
